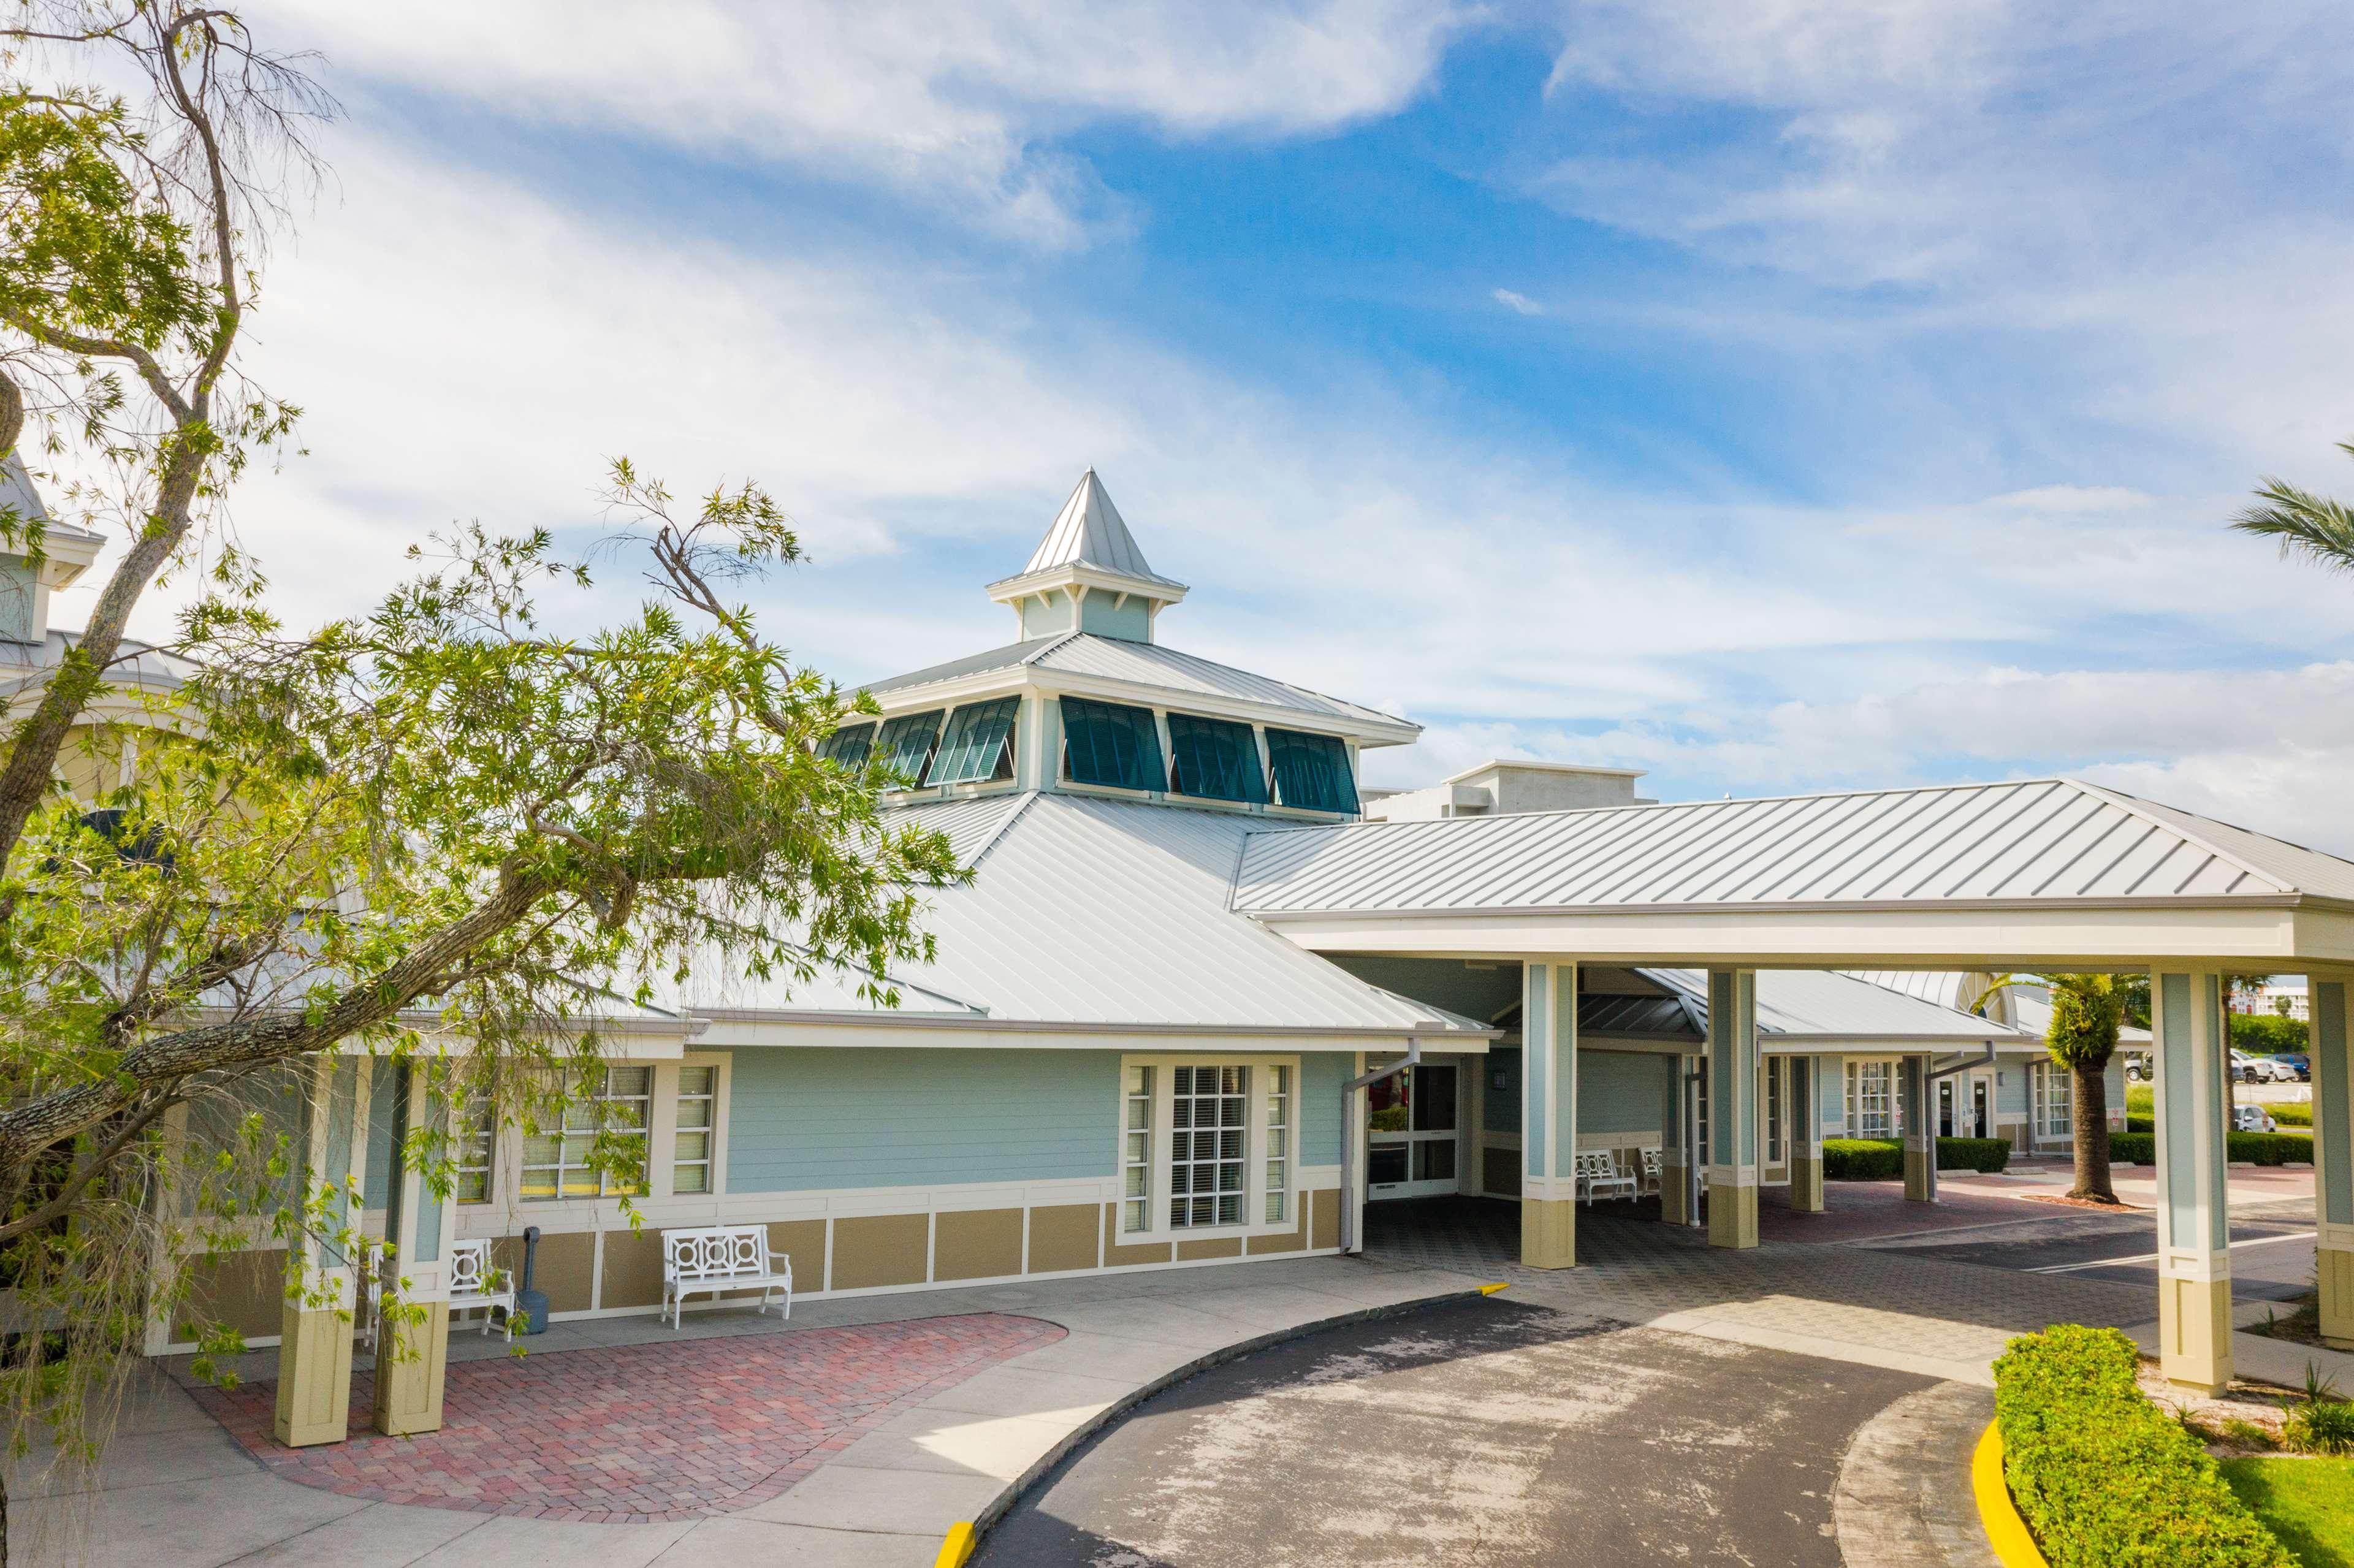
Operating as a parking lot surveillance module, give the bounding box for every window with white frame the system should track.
[1264,1066,1290,1222]
[2037,1061,2072,1139]
[1846,1060,1894,1139]
[1170,1064,1248,1228]
[455,1097,495,1204]
[672,1065,718,1194]
[521,1065,650,1201]
[1123,1065,1154,1233]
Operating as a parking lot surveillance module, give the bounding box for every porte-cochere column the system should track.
[2152,968,2235,1396]
[1519,960,1579,1268]
[1705,969,1759,1249]
[2309,973,2354,1350]
[275,1056,371,1448]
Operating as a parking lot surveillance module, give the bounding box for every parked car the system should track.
[2125,1053,2152,1083]
[2233,1104,2278,1133]
[2252,1054,2301,1084]
[2275,1053,2312,1083]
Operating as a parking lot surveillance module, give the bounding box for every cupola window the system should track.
[818,722,876,767]
[1059,696,1165,793]
[1266,728,1358,814]
[926,697,1019,786]
[874,709,945,786]
[1165,714,1267,805]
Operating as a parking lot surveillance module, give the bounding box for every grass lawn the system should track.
[2220,1457,2354,1567]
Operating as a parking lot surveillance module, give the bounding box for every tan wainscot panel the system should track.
[599,1228,665,1311]
[831,1212,931,1290]
[1175,1235,1242,1262]
[1310,1189,1341,1251]
[766,1219,828,1295]
[181,1246,285,1341]
[933,1208,1023,1283]
[493,1230,595,1314]
[1246,1208,1308,1257]
[1025,1204,1100,1274]
[1100,1203,1174,1268]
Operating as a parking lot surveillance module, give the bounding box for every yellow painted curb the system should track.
[1971,1423,2048,1568]
[1479,1282,1512,1296]
[935,1520,977,1568]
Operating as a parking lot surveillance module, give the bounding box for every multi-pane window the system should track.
[521,1066,650,1201]
[2038,1062,2072,1138]
[1264,1066,1291,1222]
[1845,1060,1894,1139]
[1764,1059,1784,1164]
[454,1097,495,1204]
[1123,1066,1154,1233]
[673,1065,717,1194]
[1170,1065,1248,1228]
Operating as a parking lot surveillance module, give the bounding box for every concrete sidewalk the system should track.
[20,1256,1485,1568]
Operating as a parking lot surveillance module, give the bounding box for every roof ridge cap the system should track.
[2057,775,2298,895]
[963,790,1043,871]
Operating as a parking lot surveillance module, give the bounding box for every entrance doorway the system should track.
[1938,1077,1991,1138]
[1369,1062,1459,1200]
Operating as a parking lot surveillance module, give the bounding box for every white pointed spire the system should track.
[1023,469,1175,584]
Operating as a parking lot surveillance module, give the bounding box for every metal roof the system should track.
[682,790,1487,1037]
[1641,967,2032,1043]
[862,631,1414,732]
[1007,469,1185,591]
[1231,777,2354,916]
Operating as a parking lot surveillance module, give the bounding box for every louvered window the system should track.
[1123,1066,1153,1233]
[1263,1066,1290,1222]
[926,698,1019,785]
[819,723,875,766]
[1166,714,1267,804]
[874,710,945,785]
[1265,729,1357,813]
[1060,697,1165,793]
[1170,1065,1248,1228]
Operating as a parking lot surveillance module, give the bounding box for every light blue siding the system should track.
[1078,594,1152,641]
[1997,1065,2028,1116]
[1578,1050,1668,1135]
[1819,1058,1843,1127]
[1483,1047,1522,1133]
[725,1048,1119,1192]
[1300,1051,1350,1166]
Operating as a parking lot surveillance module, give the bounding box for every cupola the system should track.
[985,470,1187,644]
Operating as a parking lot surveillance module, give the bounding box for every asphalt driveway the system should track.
[973,1296,1929,1567]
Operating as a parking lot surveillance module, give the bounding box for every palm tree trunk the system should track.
[2072,1061,2117,1203]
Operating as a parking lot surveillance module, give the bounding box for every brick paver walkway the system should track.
[192,1312,1064,1523]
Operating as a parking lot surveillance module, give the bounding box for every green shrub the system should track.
[1938,1136,2011,1173]
[2285,1400,2354,1457]
[2103,1130,2306,1166]
[1823,1138,1902,1180]
[2231,1014,2309,1054]
[2268,1100,2312,1127]
[2112,1131,2155,1163]
[2127,1114,2154,1133]
[1993,1324,2294,1567]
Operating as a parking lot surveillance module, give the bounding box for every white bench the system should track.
[449,1239,516,1335]
[1637,1145,1664,1196]
[662,1225,792,1329]
[1574,1148,1639,1205]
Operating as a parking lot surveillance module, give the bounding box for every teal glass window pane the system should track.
[875,710,945,785]
[819,723,875,766]
[927,698,1019,785]
[1266,729,1357,813]
[1060,697,1165,793]
[1166,714,1267,804]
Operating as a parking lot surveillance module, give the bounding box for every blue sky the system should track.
[80,2,2354,847]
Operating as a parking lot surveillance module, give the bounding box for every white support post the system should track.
[1901,1055,1935,1203]
[1519,961,1579,1268]
[1789,1055,1826,1212]
[372,1064,458,1436]
[2153,969,2234,1396]
[1705,969,1759,1249]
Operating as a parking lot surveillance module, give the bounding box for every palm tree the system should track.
[1978,974,2126,1203]
[2234,438,2354,572]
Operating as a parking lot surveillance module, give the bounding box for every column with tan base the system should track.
[1705,970,1759,1249]
[2154,969,2234,1397]
[275,1057,370,1448]
[2309,975,2354,1350]
[373,1064,457,1436]
[1518,961,1579,1268]
[1900,1056,1935,1203]
[1788,1056,1826,1213]
[1660,1052,1694,1225]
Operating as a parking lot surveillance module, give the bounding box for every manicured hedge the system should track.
[1823,1138,1901,1180]
[1821,1136,2010,1179]
[2106,1130,2309,1166]
[1993,1324,2293,1568]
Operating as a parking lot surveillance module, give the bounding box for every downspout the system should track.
[1338,1041,1421,1254]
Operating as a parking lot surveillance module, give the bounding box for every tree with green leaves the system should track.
[0,9,958,1561]
[1979,973,2127,1204]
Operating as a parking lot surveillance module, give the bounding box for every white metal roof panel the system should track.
[1232,778,2342,916]
[1017,470,1184,588]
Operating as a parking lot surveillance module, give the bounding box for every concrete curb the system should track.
[1971,1423,2049,1568]
[947,1281,1495,1561]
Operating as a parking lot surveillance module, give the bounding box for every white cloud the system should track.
[253,0,1466,245]
[1492,287,1545,316]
